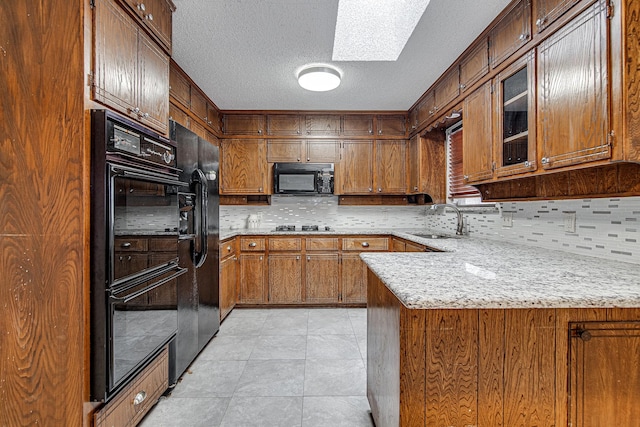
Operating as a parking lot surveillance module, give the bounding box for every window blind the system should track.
[448,127,480,199]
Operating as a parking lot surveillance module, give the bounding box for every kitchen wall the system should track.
[222,196,640,264]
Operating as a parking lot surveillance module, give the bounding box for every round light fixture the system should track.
[297,66,341,92]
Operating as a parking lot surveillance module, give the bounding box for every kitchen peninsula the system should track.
[362,237,640,427]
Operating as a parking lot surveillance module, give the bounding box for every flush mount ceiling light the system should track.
[297,66,341,92]
[333,0,431,61]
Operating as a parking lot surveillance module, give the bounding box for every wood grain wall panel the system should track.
[478,309,505,427]
[425,310,478,427]
[0,1,85,425]
[399,308,426,427]
[503,309,556,427]
[625,0,640,160]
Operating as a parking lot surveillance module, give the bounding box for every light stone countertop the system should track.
[218,228,640,310]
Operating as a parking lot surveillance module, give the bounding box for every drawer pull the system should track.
[361,242,369,248]
[249,242,257,247]
[132,390,147,406]
[121,242,132,248]
[227,245,232,251]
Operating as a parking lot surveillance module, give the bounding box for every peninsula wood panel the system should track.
[0,1,85,425]
[399,308,427,427]
[478,310,505,427]
[268,254,302,303]
[341,254,368,304]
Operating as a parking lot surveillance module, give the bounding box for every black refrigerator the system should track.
[169,121,220,385]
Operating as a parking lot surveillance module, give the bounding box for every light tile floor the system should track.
[140,307,374,427]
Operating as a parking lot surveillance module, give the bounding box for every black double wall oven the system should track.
[90,110,188,402]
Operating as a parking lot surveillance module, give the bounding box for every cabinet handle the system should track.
[132,390,147,406]
[577,329,592,341]
[121,242,132,248]
[249,242,257,247]
[119,256,123,261]
[233,256,237,261]
[137,3,146,12]
[541,157,549,165]
[361,242,369,248]
[536,17,547,28]
[524,160,531,167]
[307,256,311,261]
[368,187,372,192]
[296,256,300,260]
[226,245,232,251]
[127,256,132,261]
[519,33,529,41]
[460,83,466,90]
[146,13,153,21]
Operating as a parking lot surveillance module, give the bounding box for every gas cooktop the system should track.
[274,225,330,232]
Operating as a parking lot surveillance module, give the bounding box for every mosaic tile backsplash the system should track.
[221,195,640,264]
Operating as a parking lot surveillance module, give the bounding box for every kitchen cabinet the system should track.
[220,139,268,194]
[432,67,461,116]
[459,38,489,93]
[494,51,537,178]
[121,0,174,53]
[341,237,389,304]
[306,141,339,163]
[533,0,580,32]
[169,101,190,129]
[569,321,640,426]
[268,254,302,304]
[408,131,446,202]
[489,0,532,69]
[219,239,237,321]
[93,0,170,135]
[266,114,302,135]
[266,140,338,163]
[169,65,190,108]
[391,237,427,252]
[538,0,610,170]
[342,115,374,136]
[340,140,374,194]
[410,91,435,132]
[375,140,406,194]
[463,81,494,184]
[238,254,266,304]
[223,114,265,135]
[305,253,340,303]
[190,89,208,125]
[376,115,406,137]
[305,114,340,136]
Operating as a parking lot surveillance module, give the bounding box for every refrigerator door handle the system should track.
[192,168,208,268]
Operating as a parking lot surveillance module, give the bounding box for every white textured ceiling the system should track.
[172,0,511,111]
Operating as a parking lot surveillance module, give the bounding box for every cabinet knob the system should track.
[361,242,369,248]
[579,329,592,341]
[463,175,469,181]
[226,246,232,251]
[258,187,263,192]
[307,158,310,161]
[519,33,529,41]
[249,242,257,247]
[541,157,549,165]
[146,13,153,21]
[127,256,132,261]
[257,129,263,135]
[460,83,466,90]
[377,188,382,192]
[368,187,372,192]
[259,256,263,260]
[524,161,531,167]
[137,3,146,12]
[121,242,132,248]
[297,158,301,162]
[296,256,300,260]
[307,256,311,261]
[414,186,418,191]
[536,17,547,28]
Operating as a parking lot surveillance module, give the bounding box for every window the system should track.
[446,123,481,204]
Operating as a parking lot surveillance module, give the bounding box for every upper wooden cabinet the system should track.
[305,114,341,136]
[433,67,461,114]
[220,139,268,194]
[223,114,265,135]
[537,0,610,170]
[533,0,580,32]
[169,66,190,108]
[459,38,489,93]
[408,133,446,201]
[339,140,406,194]
[375,140,406,194]
[93,0,169,135]
[266,140,338,163]
[190,89,207,123]
[376,115,406,137]
[266,114,302,136]
[342,115,374,136]
[463,81,494,184]
[340,140,374,194]
[489,0,532,69]
[120,0,175,53]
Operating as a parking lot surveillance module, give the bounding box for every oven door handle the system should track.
[110,267,187,303]
[112,166,187,187]
[192,168,208,268]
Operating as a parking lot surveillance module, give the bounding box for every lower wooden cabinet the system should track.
[305,253,340,303]
[94,346,168,427]
[268,254,303,303]
[238,253,266,304]
[219,253,237,321]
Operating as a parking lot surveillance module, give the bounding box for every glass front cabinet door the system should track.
[493,50,537,178]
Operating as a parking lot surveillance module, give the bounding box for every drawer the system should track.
[240,237,266,251]
[269,237,302,251]
[220,238,237,259]
[306,237,339,251]
[114,237,148,252]
[342,237,389,251]
[94,347,168,427]
[148,237,177,252]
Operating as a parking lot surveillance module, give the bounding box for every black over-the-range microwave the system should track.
[273,163,334,195]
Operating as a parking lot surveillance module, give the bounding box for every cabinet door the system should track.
[421,131,447,202]
[190,120,207,139]
[341,254,367,304]
[416,91,436,128]
[137,30,169,135]
[306,141,338,163]
[220,255,237,320]
[190,89,208,123]
[494,51,537,177]
[305,254,339,303]
[238,254,265,304]
[169,65,190,108]
[342,115,374,136]
[268,254,302,303]
[375,140,406,194]
[340,140,374,194]
[267,140,303,162]
[206,104,221,132]
[433,67,460,113]
[220,139,267,194]
[305,114,340,136]
[569,322,640,427]
[223,114,265,135]
[463,81,494,183]
[266,114,302,136]
[460,38,489,93]
[533,0,580,32]
[489,0,532,69]
[93,0,138,116]
[141,0,173,52]
[408,135,420,194]
[538,0,610,170]
[169,102,190,129]
[376,115,406,137]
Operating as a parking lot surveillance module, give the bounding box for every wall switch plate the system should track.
[564,212,576,233]
[502,212,513,228]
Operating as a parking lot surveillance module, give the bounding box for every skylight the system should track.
[332,0,431,61]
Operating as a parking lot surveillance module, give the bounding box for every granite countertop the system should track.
[218,228,640,310]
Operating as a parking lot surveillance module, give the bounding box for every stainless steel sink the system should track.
[409,233,456,239]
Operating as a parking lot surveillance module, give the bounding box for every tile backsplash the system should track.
[221,196,640,264]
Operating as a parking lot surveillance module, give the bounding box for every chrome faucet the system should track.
[430,204,465,235]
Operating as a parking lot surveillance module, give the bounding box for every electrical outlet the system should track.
[564,212,576,233]
[502,212,513,228]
